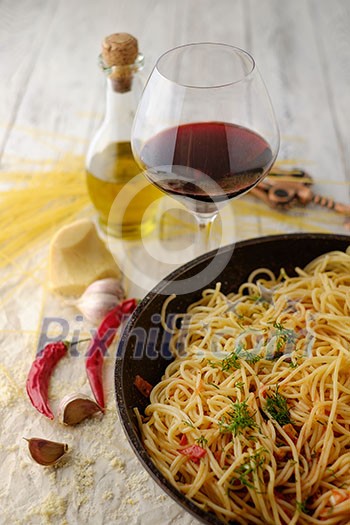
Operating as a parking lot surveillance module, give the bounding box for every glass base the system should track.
[98,215,157,240]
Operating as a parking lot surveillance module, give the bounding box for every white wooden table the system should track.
[0,1,349,524]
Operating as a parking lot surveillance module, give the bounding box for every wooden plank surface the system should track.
[0,1,350,524]
[0,0,59,156]
[1,0,349,190]
[309,0,350,184]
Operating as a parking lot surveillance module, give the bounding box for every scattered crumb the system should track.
[110,456,125,471]
[126,471,151,500]
[73,454,95,506]
[26,492,67,524]
[102,491,114,501]
[125,497,137,505]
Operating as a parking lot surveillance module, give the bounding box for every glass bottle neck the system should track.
[102,75,144,142]
[102,53,144,122]
[105,77,128,110]
[87,54,144,143]
[100,52,144,93]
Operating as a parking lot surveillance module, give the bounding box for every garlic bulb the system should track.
[69,278,125,324]
[58,393,102,425]
[25,437,68,466]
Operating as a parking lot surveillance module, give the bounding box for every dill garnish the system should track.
[231,448,267,489]
[273,322,285,331]
[221,351,241,371]
[273,321,297,354]
[296,500,310,514]
[208,343,262,372]
[208,351,241,371]
[219,400,257,436]
[245,353,262,364]
[265,386,292,426]
[195,435,208,446]
[182,419,194,428]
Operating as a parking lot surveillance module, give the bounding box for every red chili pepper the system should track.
[134,375,153,398]
[26,341,68,419]
[179,434,188,446]
[180,444,207,463]
[86,298,137,409]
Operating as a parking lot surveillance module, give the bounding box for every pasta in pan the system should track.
[136,249,350,525]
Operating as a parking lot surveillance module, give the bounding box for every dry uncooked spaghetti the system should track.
[0,154,90,270]
[136,249,350,525]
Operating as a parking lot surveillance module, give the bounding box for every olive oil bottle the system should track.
[86,33,161,239]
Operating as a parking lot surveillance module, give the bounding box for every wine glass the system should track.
[132,43,279,253]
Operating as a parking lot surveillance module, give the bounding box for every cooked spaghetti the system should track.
[136,249,350,525]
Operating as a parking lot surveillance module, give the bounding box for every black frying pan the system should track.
[115,233,350,525]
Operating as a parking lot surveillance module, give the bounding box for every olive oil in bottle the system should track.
[85,33,161,239]
[86,141,160,238]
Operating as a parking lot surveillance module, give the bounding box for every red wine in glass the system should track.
[139,121,273,210]
[132,43,280,253]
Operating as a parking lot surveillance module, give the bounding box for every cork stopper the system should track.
[101,33,139,92]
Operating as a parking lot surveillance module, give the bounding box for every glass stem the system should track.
[195,213,217,255]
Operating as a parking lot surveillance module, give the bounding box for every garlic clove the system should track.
[76,292,121,324]
[72,278,125,324]
[82,278,124,295]
[25,437,68,466]
[58,393,102,426]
